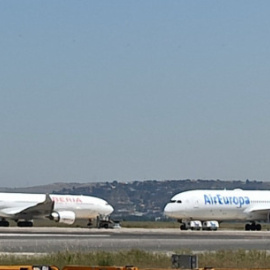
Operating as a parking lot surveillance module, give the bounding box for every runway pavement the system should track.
[0,227,269,254]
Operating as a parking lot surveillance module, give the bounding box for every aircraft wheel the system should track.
[256,224,262,231]
[245,223,261,231]
[0,220,9,227]
[251,222,257,231]
[17,221,33,227]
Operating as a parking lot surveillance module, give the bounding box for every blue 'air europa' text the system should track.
[204,194,250,208]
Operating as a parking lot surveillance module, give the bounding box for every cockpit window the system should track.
[170,199,182,203]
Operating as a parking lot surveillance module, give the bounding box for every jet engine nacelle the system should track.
[51,211,76,224]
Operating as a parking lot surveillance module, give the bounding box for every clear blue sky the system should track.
[1,1,270,187]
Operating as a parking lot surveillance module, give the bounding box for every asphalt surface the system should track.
[0,227,269,254]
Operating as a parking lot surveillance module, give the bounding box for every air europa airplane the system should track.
[164,189,270,231]
[0,193,114,228]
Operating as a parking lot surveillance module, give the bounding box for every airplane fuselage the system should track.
[164,189,270,223]
[0,192,114,227]
[50,194,113,219]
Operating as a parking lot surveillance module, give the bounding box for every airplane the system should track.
[164,189,270,231]
[0,193,114,228]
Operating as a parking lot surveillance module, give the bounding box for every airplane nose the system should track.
[106,204,114,215]
[164,203,174,217]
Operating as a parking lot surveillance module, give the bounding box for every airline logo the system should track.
[204,194,250,208]
[51,196,83,203]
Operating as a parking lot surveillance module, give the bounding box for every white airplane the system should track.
[0,193,114,228]
[164,189,270,231]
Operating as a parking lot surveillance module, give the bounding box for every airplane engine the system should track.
[50,211,76,224]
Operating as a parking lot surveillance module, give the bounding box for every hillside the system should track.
[1,179,270,221]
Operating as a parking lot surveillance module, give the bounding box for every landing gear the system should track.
[245,222,261,231]
[180,224,187,230]
[0,219,9,227]
[17,221,33,227]
[87,219,93,227]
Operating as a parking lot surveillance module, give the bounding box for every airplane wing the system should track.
[244,205,270,213]
[244,204,270,220]
[0,194,54,220]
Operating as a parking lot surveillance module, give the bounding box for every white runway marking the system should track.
[0,233,110,237]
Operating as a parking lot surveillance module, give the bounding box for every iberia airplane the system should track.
[0,193,114,228]
[164,189,270,231]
